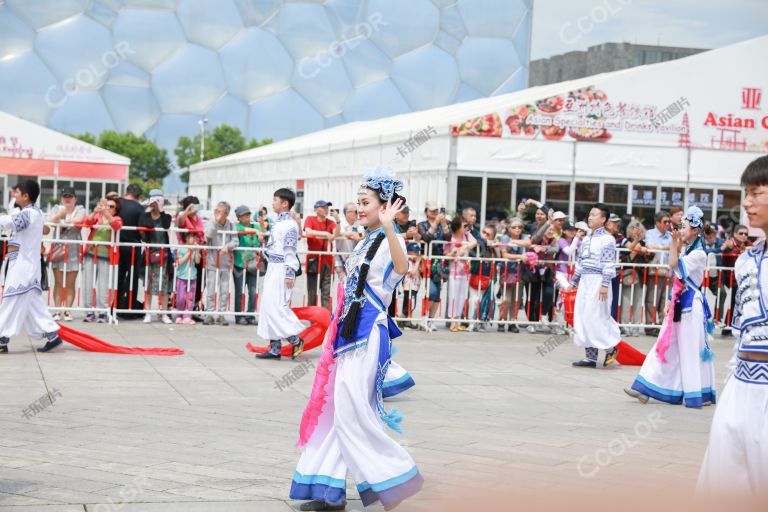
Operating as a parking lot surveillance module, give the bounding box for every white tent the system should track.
[190,35,767,224]
[0,110,129,180]
[0,110,130,207]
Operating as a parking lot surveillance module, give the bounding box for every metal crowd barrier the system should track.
[0,224,740,335]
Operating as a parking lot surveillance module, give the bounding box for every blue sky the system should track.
[530,0,768,60]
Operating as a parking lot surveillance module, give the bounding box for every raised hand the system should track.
[379,198,404,226]
[671,228,685,247]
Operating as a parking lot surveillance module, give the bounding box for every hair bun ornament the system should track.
[361,166,404,202]
[684,206,704,228]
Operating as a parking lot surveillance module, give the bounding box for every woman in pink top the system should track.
[447,216,477,331]
[175,196,204,242]
[175,196,205,312]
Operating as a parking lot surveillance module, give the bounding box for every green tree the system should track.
[174,124,271,184]
[74,131,172,183]
[75,132,97,145]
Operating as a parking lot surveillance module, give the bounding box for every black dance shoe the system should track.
[299,500,346,511]
[37,337,63,353]
[291,338,305,360]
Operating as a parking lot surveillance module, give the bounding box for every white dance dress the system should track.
[629,244,716,408]
[290,227,423,508]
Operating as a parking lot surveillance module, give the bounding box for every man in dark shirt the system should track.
[394,206,419,237]
[116,183,145,318]
[389,206,421,318]
[418,201,450,331]
[605,213,627,323]
[720,224,752,336]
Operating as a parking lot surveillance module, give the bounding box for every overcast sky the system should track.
[530,0,768,60]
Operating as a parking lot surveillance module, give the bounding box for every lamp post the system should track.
[198,118,208,161]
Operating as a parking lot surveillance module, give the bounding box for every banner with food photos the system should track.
[450,36,768,153]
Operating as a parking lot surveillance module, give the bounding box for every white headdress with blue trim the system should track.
[684,206,704,228]
[360,166,403,202]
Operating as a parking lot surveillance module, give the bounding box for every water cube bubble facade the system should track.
[0,0,531,153]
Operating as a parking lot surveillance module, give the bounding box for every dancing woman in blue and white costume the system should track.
[624,206,717,408]
[290,168,423,511]
[382,360,415,398]
[698,155,768,494]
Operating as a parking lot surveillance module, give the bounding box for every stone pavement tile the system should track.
[81,442,227,468]
[0,441,163,468]
[86,465,216,489]
[162,485,253,501]
[152,462,267,478]
[94,486,198,504]
[0,324,734,509]
[0,437,37,451]
[20,464,179,493]
[6,485,119,505]
[413,441,520,463]
[0,467,115,494]
[214,460,300,475]
[0,505,84,511]
[0,461,39,471]
[234,483,294,501]
[88,502,294,512]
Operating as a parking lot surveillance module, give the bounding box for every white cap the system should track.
[551,211,568,221]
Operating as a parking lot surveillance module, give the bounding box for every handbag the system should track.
[245,252,262,275]
[469,274,491,291]
[306,257,319,274]
[294,253,303,277]
[430,258,447,283]
[503,262,520,285]
[149,249,162,265]
[245,254,258,275]
[40,255,49,291]
[520,263,540,284]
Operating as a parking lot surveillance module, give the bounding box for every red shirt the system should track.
[304,215,336,268]
[722,240,751,268]
[176,214,204,244]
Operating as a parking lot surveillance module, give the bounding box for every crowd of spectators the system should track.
[27,186,750,335]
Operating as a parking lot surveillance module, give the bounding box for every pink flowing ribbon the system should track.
[655,276,684,364]
[297,281,345,447]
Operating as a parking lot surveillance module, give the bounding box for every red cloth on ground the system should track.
[246,306,332,356]
[562,287,645,366]
[57,324,184,355]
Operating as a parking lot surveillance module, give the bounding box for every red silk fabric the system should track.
[562,287,646,366]
[246,306,332,356]
[57,324,184,356]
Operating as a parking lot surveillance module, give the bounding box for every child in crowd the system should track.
[400,242,423,328]
[175,231,201,325]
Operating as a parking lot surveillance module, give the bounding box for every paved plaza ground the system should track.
[0,321,731,511]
